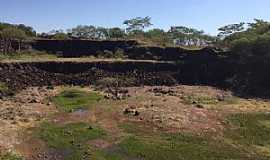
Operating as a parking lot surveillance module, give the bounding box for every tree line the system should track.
[1,17,270,58]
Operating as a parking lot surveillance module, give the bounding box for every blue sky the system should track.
[0,0,269,35]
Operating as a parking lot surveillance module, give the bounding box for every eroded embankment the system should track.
[1,58,270,98]
[0,60,180,91]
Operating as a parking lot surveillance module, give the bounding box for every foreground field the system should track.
[1,85,270,160]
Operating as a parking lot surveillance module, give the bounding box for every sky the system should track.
[0,0,269,35]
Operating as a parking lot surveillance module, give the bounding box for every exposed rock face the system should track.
[0,55,270,98]
[31,40,138,57]
[0,61,179,91]
[31,39,219,60]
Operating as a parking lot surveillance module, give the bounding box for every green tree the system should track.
[95,27,109,40]
[145,29,169,46]
[225,19,270,57]
[168,26,213,47]
[0,27,27,53]
[68,25,97,39]
[123,16,153,33]
[0,22,36,37]
[48,29,69,40]
[17,24,36,37]
[54,33,69,40]
[108,27,125,39]
[68,25,111,40]
[218,22,245,38]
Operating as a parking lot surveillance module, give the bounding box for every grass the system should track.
[52,89,103,112]
[116,123,257,160]
[0,152,23,160]
[226,113,270,148]
[27,112,270,160]
[118,135,246,160]
[37,122,105,160]
[0,50,58,61]
[0,82,14,96]
[182,95,218,105]
[182,94,240,105]
[30,110,270,160]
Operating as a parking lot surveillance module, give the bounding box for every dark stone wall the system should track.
[31,39,219,60]
[32,40,138,57]
[0,55,236,93]
[1,57,269,98]
[0,61,179,91]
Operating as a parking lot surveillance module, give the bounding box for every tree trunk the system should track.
[18,41,21,53]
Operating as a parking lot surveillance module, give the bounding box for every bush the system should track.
[252,34,270,56]
[103,50,114,58]
[0,82,14,96]
[230,38,253,56]
[114,48,126,59]
[96,77,136,88]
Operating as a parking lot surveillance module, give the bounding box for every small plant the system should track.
[0,82,14,96]
[103,50,114,58]
[96,77,120,88]
[0,152,23,160]
[114,48,126,59]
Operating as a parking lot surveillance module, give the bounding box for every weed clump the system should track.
[0,152,23,160]
[0,82,14,97]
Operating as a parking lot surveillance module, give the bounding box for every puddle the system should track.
[72,108,89,117]
[52,108,91,124]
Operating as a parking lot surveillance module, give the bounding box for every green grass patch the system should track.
[36,122,105,160]
[117,134,252,160]
[182,95,240,105]
[52,89,103,112]
[0,152,23,160]
[0,50,58,61]
[226,113,270,147]
[115,121,267,160]
[182,95,218,105]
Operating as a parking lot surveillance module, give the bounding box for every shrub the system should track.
[231,38,253,56]
[114,48,126,59]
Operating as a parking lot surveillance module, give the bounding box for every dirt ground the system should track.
[0,87,58,151]
[1,85,270,159]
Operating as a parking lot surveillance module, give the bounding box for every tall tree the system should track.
[0,27,27,53]
[218,22,245,38]
[68,25,97,39]
[168,26,212,47]
[123,16,153,33]
[108,27,125,39]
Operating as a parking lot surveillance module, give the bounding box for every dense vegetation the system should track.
[1,17,270,55]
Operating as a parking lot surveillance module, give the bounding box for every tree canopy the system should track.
[123,16,153,33]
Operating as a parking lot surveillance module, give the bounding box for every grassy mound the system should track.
[52,89,103,112]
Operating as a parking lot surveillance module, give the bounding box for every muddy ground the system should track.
[1,85,270,159]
